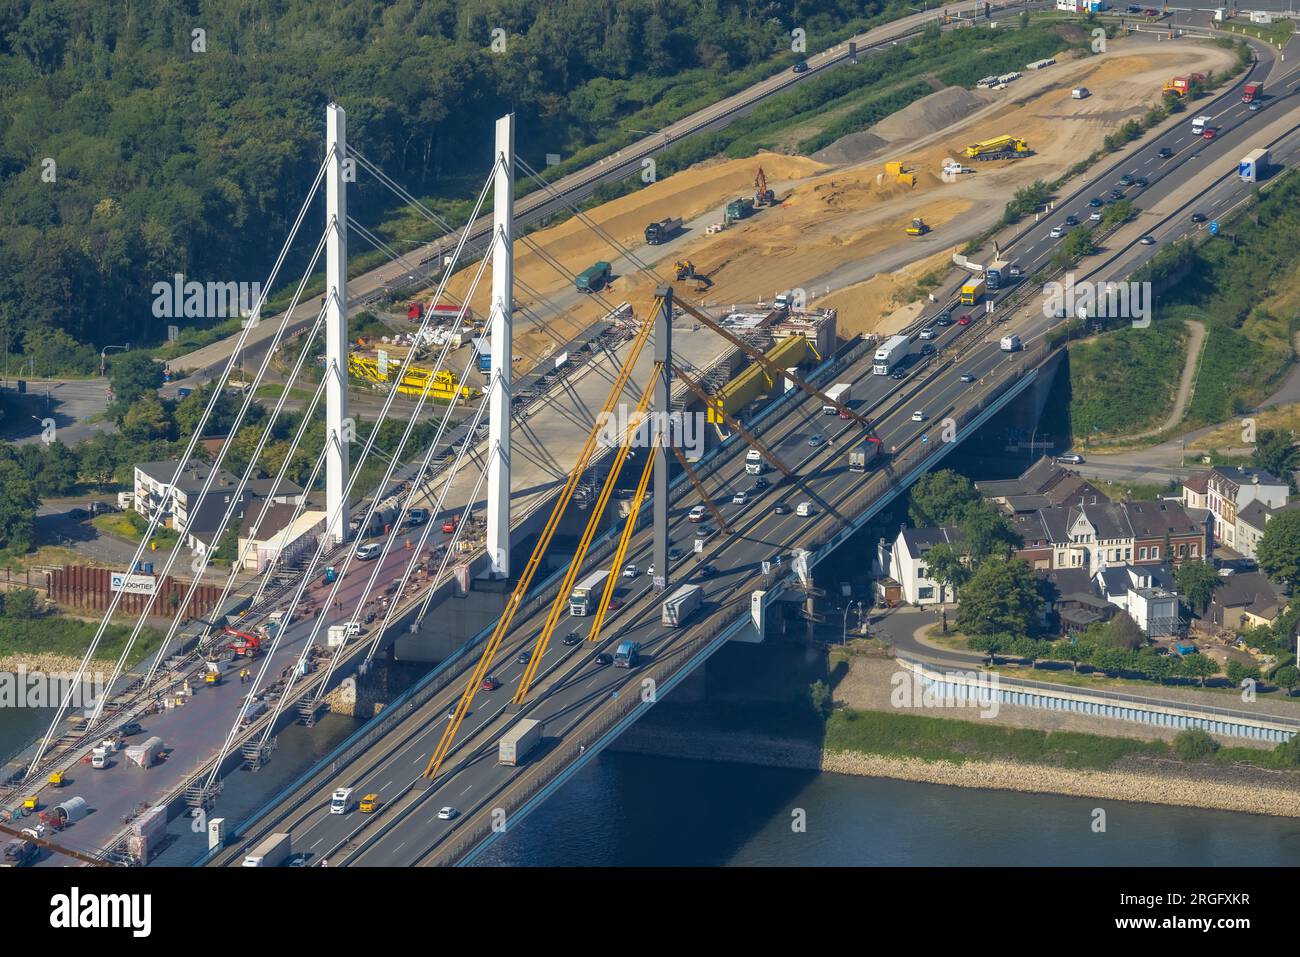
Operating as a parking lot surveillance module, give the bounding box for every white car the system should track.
[688,505,707,523]
[1049,226,1064,239]
[918,327,935,340]
[1089,211,1102,221]
[354,543,382,561]
[437,806,458,820]
[646,564,655,577]
[911,411,927,422]
[732,490,749,505]
[621,563,638,578]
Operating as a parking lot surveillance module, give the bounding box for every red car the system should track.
[1202,128,1217,140]
[957,314,972,326]
[442,517,456,533]
[480,675,500,691]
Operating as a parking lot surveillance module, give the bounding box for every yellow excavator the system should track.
[905,218,930,236]
[674,260,716,291]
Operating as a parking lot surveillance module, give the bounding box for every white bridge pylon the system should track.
[325,102,351,545]
[486,113,514,579]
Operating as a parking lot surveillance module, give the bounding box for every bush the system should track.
[808,680,834,719]
[1173,728,1220,761]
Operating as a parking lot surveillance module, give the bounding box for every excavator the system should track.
[674,259,719,292]
[905,218,930,236]
[753,166,776,207]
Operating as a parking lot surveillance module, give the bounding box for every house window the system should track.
[1178,543,1187,557]
[918,567,928,579]
[1151,546,1159,559]
[918,586,934,601]
[1190,544,1197,556]
[1139,547,1147,559]
[1124,548,1132,560]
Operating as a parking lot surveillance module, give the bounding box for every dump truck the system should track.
[1239,148,1269,183]
[848,437,883,473]
[725,198,748,224]
[569,569,611,617]
[662,584,703,627]
[821,383,851,414]
[905,218,929,236]
[242,832,291,867]
[645,217,683,244]
[960,276,987,305]
[498,718,543,767]
[873,334,910,375]
[964,136,1032,161]
[575,261,612,294]
[1163,73,1204,97]
[1241,82,1263,104]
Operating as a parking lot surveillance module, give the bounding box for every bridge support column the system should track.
[324,103,350,545]
[486,113,514,579]
[653,286,673,591]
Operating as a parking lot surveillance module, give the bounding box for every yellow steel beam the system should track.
[512,369,659,702]
[674,365,794,478]
[586,431,660,646]
[421,301,660,781]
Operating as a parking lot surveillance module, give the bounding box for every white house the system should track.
[1094,565,1183,637]
[888,526,964,606]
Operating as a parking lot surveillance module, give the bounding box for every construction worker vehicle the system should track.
[753,166,776,207]
[964,136,1032,161]
[674,260,714,290]
[224,627,262,658]
[1163,73,1205,97]
[906,218,930,236]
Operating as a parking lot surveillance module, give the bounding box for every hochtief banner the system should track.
[110,572,158,596]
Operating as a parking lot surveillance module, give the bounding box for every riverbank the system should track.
[612,719,1300,819]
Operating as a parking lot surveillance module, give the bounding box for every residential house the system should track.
[1010,500,1206,573]
[1208,570,1288,633]
[133,459,249,552]
[1232,499,1300,561]
[1185,466,1289,551]
[977,457,1105,511]
[1094,565,1183,637]
[884,526,965,606]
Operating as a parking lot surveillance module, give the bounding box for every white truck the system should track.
[242,832,292,867]
[821,382,851,414]
[1000,334,1022,352]
[662,583,703,627]
[498,718,543,767]
[873,335,910,375]
[330,787,354,814]
[1239,148,1269,183]
[745,448,765,475]
[1192,115,1212,135]
[569,570,611,617]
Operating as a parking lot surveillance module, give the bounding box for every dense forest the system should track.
[0,0,898,372]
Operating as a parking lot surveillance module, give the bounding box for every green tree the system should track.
[1,588,41,619]
[808,680,833,719]
[956,558,1043,641]
[1102,611,1145,650]
[1225,659,1261,686]
[923,542,968,601]
[121,394,172,441]
[1177,652,1219,687]
[958,500,1022,563]
[1257,510,1300,590]
[1173,728,1220,761]
[1274,665,1299,697]
[1174,559,1220,616]
[108,352,163,410]
[0,460,39,552]
[1252,430,1300,491]
[907,469,978,527]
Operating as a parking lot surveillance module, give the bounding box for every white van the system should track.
[1071,87,1090,99]
[1191,115,1211,134]
[796,501,813,517]
[331,787,354,814]
[1000,334,1022,352]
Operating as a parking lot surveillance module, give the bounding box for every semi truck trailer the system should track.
[498,718,543,767]
[242,832,291,867]
[873,335,910,375]
[662,583,703,627]
[821,383,851,414]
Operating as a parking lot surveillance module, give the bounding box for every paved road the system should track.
[0,378,115,446]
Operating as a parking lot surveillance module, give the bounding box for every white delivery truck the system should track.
[873,335,910,375]
[1238,148,1269,183]
[242,832,292,867]
[569,570,611,617]
[821,383,851,414]
[1000,334,1022,352]
[1191,115,1211,135]
[745,448,765,475]
[662,584,703,627]
[498,719,543,767]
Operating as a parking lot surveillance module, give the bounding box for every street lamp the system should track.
[100,344,128,378]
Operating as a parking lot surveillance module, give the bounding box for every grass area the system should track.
[254,383,315,402]
[1228,18,1298,48]
[92,512,180,550]
[1068,322,1190,439]
[0,614,164,667]
[825,707,1165,768]
[1189,402,1300,452]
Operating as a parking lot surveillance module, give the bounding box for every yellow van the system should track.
[359,793,380,813]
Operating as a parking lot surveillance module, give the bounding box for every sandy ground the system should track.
[436,34,1238,369]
